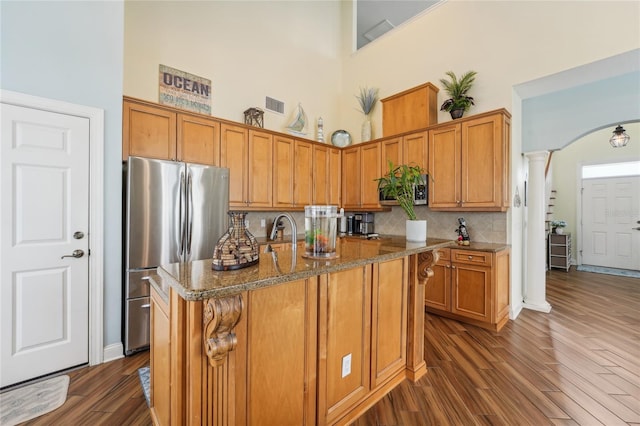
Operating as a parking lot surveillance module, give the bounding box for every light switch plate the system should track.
[341,353,352,378]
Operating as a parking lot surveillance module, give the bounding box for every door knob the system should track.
[73,231,85,239]
[61,249,85,259]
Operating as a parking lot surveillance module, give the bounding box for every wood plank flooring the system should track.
[14,268,639,425]
[355,269,640,426]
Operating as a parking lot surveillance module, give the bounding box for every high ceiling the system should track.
[356,0,444,49]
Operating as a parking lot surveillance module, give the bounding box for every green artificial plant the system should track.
[375,161,425,221]
[439,70,477,113]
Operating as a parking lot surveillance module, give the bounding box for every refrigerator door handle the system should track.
[179,170,186,256]
[187,171,194,255]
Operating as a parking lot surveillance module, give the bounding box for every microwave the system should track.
[378,174,428,206]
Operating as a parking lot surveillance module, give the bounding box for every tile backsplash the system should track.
[245,207,507,244]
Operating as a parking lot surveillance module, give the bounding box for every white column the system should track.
[523,151,552,313]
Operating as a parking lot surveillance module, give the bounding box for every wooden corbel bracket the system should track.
[417,249,440,285]
[203,295,243,367]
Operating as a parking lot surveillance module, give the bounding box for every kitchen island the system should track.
[149,236,452,426]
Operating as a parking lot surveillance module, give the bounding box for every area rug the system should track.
[0,375,69,426]
[576,264,640,279]
[138,366,150,407]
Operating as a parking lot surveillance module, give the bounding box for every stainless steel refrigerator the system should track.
[124,156,229,355]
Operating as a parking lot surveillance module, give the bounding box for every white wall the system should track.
[124,0,343,140]
[0,1,124,348]
[551,122,640,260]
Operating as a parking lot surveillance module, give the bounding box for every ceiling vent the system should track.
[363,19,395,42]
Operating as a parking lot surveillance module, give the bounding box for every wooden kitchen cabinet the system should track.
[221,124,273,208]
[361,143,382,208]
[381,82,438,137]
[318,266,372,424]
[273,137,312,209]
[293,140,313,207]
[273,135,295,208]
[425,247,511,331]
[313,145,341,206]
[371,258,408,388]
[123,97,220,165]
[150,286,171,426]
[236,278,318,426]
[341,146,361,209]
[177,113,220,165]
[342,143,382,210]
[428,110,511,211]
[380,131,428,174]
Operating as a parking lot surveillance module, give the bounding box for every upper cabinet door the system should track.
[220,123,248,206]
[293,140,313,207]
[328,148,341,206]
[177,114,220,166]
[312,145,329,205]
[123,100,176,162]
[460,114,503,208]
[380,137,402,177]
[361,143,382,209]
[428,125,460,208]
[402,131,428,172]
[342,147,361,209]
[247,129,273,208]
[273,135,295,208]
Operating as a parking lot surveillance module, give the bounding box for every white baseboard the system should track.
[103,342,124,363]
[510,302,523,320]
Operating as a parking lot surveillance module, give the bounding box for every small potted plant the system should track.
[439,70,477,119]
[375,161,427,242]
[355,86,379,142]
[551,219,567,234]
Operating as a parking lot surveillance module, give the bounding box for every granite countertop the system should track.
[155,235,453,301]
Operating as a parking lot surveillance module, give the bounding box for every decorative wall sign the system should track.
[159,64,211,114]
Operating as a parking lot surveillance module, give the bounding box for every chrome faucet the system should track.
[269,213,297,250]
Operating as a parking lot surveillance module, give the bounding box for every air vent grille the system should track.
[265,97,284,114]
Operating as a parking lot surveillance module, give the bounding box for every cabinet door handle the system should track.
[468,255,473,260]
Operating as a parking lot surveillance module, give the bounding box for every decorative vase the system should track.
[406,219,427,242]
[212,211,259,271]
[555,227,564,234]
[361,116,372,142]
[450,108,464,119]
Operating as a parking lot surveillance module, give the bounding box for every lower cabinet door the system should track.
[451,263,491,322]
[371,258,407,388]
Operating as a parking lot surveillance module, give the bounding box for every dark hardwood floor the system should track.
[18,268,639,425]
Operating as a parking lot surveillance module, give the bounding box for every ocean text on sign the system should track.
[159,64,212,114]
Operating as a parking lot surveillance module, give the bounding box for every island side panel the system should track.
[233,278,318,426]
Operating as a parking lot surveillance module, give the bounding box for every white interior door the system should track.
[1,103,90,387]
[581,176,640,270]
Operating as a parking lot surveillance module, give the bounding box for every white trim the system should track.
[0,89,105,366]
[103,342,125,363]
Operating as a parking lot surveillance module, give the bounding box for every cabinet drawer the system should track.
[451,249,492,267]
[436,247,451,262]
[549,234,569,244]
[550,245,567,256]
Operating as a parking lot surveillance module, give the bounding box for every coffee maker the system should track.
[359,213,375,235]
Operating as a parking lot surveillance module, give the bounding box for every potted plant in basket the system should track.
[551,219,567,234]
[375,161,427,242]
[355,86,379,142]
[439,70,477,119]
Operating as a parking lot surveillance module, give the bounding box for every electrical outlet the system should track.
[341,353,352,378]
[245,220,250,228]
[260,219,266,228]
